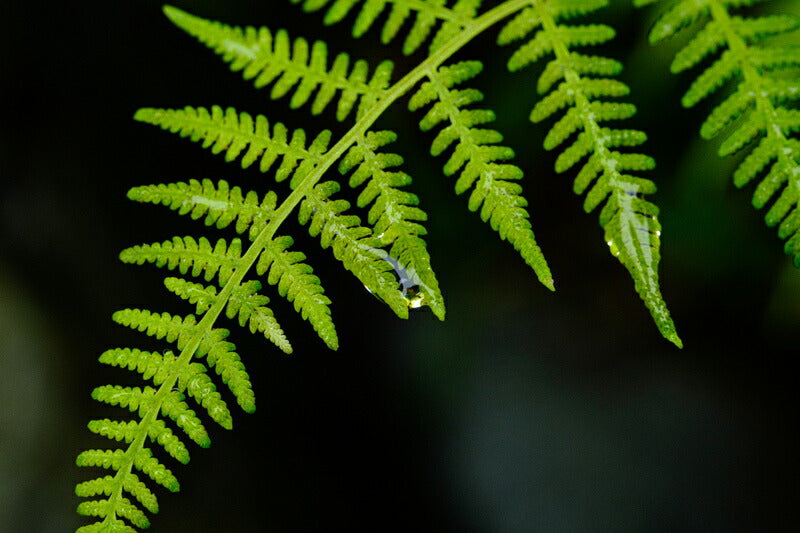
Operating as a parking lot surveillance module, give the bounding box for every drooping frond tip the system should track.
[499,0,681,347]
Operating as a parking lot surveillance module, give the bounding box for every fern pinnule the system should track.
[128,179,277,239]
[134,106,332,183]
[120,236,244,286]
[163,5,394,121]
[409,59,554,291]
[340,130,445,318]
[256,235,339,348]
[291,0,479,55]
[638,0,800,266]
[164,277,293,354]
[499,1,681,347]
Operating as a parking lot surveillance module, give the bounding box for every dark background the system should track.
[1,1,799,531]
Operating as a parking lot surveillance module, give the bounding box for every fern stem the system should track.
[706,0,800,197]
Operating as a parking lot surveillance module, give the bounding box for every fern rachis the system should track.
[76,2,682,531]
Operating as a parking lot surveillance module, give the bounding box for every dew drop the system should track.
[401,284,426,309]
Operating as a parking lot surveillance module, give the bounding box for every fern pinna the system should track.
[636,0,800,266]
[76,1,680,531]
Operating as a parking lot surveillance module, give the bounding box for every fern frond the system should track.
[134,106,331,186]
[120,236,243,285]
[291,0,479,55]
[82,2,698,530]
[127,179,277,239]
[163,5,394,121]
[499,1,681,346]
[340,130,446,318]
[640,0,800,266]
[410,59,554,290]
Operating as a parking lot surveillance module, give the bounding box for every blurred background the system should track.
[1,0,799,531]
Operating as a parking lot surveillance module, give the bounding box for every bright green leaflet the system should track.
[75,1,680,531]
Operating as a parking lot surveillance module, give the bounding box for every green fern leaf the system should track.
[80,3,695,530]
[299,180,411,316]
[120,236,243,285]
[134,106,331,183]
[256,235,339,349]
[340,130,446,318]
[410,59,554,291]
[163,5,394,121]
[640,0,800,266]
[499,0,681,347]
[128,179,277,239]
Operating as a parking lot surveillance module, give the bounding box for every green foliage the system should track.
[290,0,482,55]
[408,60,554,290]
[77,2,690,531]
[498,0,681,347]
[637,0,800,266]
[163,5,394,121]
[339,130,446,316]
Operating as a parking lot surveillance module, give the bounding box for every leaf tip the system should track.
[133,107,156,123]
[162,4,188,25]
[542,277,555,292]
[666,331,683,349]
